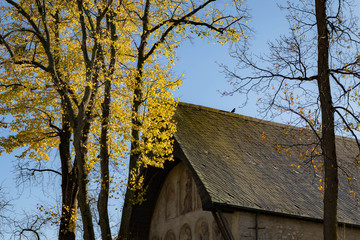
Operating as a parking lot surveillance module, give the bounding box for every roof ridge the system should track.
[177,101,294,130]
[176,101,356,143]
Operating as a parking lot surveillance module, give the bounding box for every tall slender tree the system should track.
[223,0,360,238]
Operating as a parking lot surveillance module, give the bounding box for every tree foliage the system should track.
[0,0,248,239]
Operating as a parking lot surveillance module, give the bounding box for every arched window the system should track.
[180,168,192,214]
[195,219,209,240]
[179,223,192,240]
[165,183,176,219]
[165,229,176,240]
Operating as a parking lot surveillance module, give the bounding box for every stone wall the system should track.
[149,162,360,240]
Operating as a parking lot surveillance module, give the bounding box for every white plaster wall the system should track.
[233,211,360,240]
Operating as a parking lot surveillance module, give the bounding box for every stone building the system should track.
[129,102,360,240]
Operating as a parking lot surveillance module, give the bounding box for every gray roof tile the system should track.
[174,102,360,225]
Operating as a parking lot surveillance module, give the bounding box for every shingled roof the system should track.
[173,102,360,226]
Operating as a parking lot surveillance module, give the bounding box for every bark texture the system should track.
[59,117,78,240]
[315,0,338,239]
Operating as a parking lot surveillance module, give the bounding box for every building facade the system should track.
[129,103,360,240]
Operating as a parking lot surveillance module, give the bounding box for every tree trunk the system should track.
[59,170,78,240]
[118,1,150,239]
[315,0,338,239]
[97,77,112,240]
[59,117,78,240]
[98,10,117,240]
[73,1,100,236]
[117,155,138,240]
[74,121,96,240]
[117,81,142,239]
[73,105,96,240]
[55,11,79,240]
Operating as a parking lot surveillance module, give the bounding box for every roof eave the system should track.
[209,201,360,229]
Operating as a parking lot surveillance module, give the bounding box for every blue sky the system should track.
[2,0,360,238]
[173,0,289,117]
